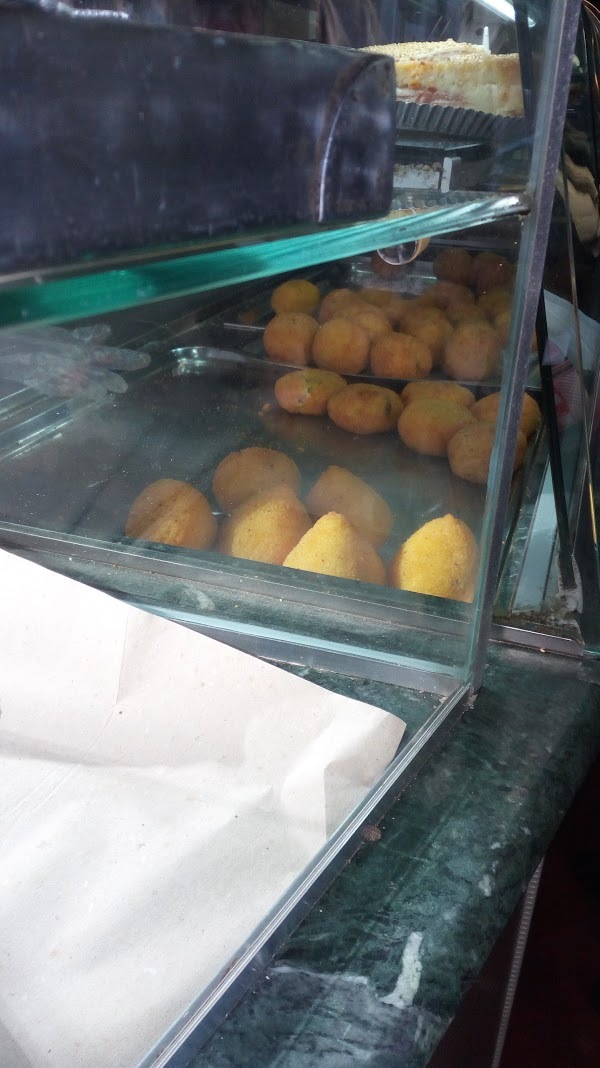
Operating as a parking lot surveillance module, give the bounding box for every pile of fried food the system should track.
[125,450,478,603]
[265,247,526,384]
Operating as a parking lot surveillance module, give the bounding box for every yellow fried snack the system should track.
[400,380,475,408]
[472,391,542,438]
[385,295,412,328]
[263,311,318,366]
[398,399,476,457]
[370,332,432,379]
[338,305,392,343]
[448,422,527,485]
[478,285,513,320]
[389,514,478,602]
[433,247,475,287]
[218,486,311,565]
[126,479,217,550]
[388,514,476,602]
[328,383,403,435]
[283,512,386,585]
[473,252,515,295]
[306,465,393,547]
[212,446,300,511]
[446,301,487,328]
[404,309,452,367]
[318,288,358,323]
[417,280,475,310]
[274,368,347,416]
[271,278,320,314]
[358,286,398,308]
[312,317,370,375]
[493,309,538,352]
[443,322,501,381]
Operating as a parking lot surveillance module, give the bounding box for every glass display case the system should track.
[0,2,597,1066]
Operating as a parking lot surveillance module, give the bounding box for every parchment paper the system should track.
[0,548,405,1068]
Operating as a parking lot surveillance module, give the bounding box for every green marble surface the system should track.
[189,642,600,1067]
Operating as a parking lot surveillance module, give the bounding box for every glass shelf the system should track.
[0,190,528,330]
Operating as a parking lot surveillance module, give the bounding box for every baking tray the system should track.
[396,98,525,142]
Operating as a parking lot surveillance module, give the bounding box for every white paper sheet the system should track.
[0,549,404,1068]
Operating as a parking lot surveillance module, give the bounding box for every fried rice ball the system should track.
[271,278,320,314]
[328,383,403,435]
[417,280,475,310]
[126,479,217,551]
[218,486,311,565]
[318,288,359,323]
[389,513,478,603]
[385,295,412,328]
[478,285,513,321]
[358,286,398,308]
[274,368,347,416]
[283,511,386,585]
[370,332,432,380]
[401,305,452,367]
[473,252,515,295]
[433,247,475,287]
[212,446,300,512]
[338,305,392,343]
[446,301,488,328]
[263,312,318,366]
[448,422,527,485]
[398,399,476,457]
[472,391,542,438]
[312,317,370,375]
[443,321,501,381]
[401,380,475,408]
[493,309,538,352]
[306,465,393,547]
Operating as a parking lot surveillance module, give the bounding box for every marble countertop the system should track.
[189,641,600,1067]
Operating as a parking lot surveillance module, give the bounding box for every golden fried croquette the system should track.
[417,280,475,310]
[493,309,538,353]
[473,252,515,295]
[443,321,501,381]
[263,312,318,366]
[274,368,347,416]
[126,479,217,550]
[370,332,432,379]
[445,301,488,328]
[433,247,475,287]
[212,446,300,512]
[218,486,311,565]
[385,295,412,328]
[328,383,403,435]
[306,465,393,547]
[312,317,370,375]
[389,513,478,602]
[472,390,542,438]
[339,305,392,343]
[401,305,452,367]
[358,286,397,308]
[400,380,475,408]
[398,399,476,457]
[270,278,320,314]
[447,422,527,485]
[283,512,386,584]
[478,285,513,321]
[318,288,358,323]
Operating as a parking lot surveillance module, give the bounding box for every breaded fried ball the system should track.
[263,312,318,366]
[401,306,452,367]
[443,321,501,381]
[358,286,397,308]
[434,247,475,287]
[473,252,515,295]
[472,391,542,438]
[339,305,392,343]
[212,446,300,512]
[478,285,513,321]
[218,486,311,565]
[271,278,320,314]
[318,288,359,323]
[126,479,217,550]
[418,281,475,310]
[370,332,432,380]
[312,317,370,375]
[446,301,488,328]
[389,514,478,603]
[283,512,386,585]
[328,383,403,435]
[401,380,475,408]
[398,399,476,457]
[448,422,527,485]
[306,465,393,547]
[274,368,347,416]
[493,309,538,353]
[385,295,412,328]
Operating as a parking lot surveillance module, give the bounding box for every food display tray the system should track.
[396,98,525,142]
